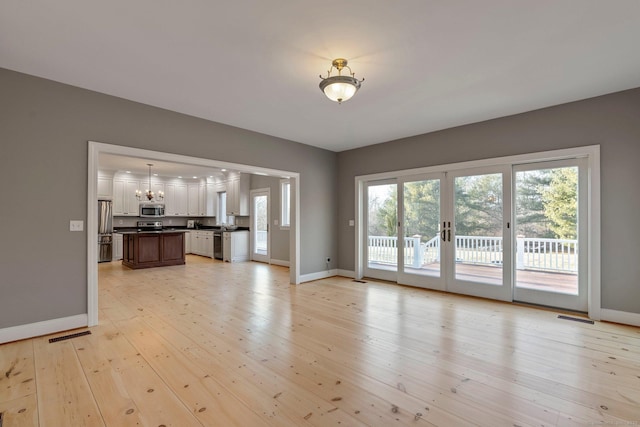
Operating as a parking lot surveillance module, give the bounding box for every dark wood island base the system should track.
[122,232,185,269]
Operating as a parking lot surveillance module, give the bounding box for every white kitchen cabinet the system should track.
[187,183,200,216]
[199,183,216,216]
[113,178,140,216]
[112,233,123,260]
[185,231,192,254]
[175,183,188,216]
[223,231,249,262]
[226,173,250,216]
[97,176,112,199]
[191,230,214,258]
[165,183,188,216]
[151,182,164,201]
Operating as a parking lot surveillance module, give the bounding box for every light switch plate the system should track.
[70,220,84,231]
[348,219,355,226]
[274,219,279,226]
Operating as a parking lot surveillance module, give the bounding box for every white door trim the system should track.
[355,145,601,320]
[88,141,301,327]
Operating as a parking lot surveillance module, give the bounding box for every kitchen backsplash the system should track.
[112,216,249,228]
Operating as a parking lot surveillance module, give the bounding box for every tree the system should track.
[454,174,503,236]
[515,169,554,238]
[403,179,440,241]
[542,167,578,239]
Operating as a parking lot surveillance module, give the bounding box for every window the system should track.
[280,179,290,228]
[217,191,227,225]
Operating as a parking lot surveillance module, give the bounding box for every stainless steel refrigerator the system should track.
[98,200,113,262]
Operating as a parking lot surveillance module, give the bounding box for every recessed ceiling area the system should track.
[99,153,228,180]
[3,1,640,152]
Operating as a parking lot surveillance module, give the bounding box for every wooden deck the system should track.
[1,256,638,426]
[371,262,579,294]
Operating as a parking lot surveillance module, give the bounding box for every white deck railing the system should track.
[368,235,578,273]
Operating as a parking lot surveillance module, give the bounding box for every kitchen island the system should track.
[118,230,187,269]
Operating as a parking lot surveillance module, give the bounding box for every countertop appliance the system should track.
[98,200,113,262]
[139,203,165,218]
[137,220,163,231]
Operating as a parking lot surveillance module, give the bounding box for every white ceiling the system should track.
[2,1,640,152]
[98,153,229,179]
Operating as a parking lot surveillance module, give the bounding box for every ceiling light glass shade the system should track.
[319,76,361,103]
[319,58,364,104]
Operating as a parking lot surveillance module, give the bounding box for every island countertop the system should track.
[115,229,190,234]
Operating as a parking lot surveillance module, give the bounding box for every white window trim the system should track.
[280,179,291,229]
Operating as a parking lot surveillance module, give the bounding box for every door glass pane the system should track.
[515,167,578,294]
[367,183,398,272]
[403,178,441,277]
[253,195,268,256]
[454,173,503,285]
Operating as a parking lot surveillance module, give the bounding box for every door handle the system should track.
[441,230,446,241]
[447,229,451,242]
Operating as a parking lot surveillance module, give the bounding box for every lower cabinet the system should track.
[190,230,214,258]
[223,231,249,262]
[122,232,185,269]
[112,233,123,261]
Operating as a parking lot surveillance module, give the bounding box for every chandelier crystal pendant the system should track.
[136,163,164,201]
[319,58,364,104]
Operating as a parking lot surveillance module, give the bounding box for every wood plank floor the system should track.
[1,255,639,426]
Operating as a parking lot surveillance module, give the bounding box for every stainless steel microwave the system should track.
[139,203,165,218]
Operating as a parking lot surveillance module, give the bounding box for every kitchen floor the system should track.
[1,256,638,425]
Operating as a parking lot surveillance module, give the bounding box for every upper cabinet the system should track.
[226,173,250,216]
[200,183,216,217]
[113,178,140,216]
[187,183,200,216]
[109,172,233,218]
[97,174,113,199]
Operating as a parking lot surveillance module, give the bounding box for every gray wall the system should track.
[250,175,290,262]
[337,88,640,315]
[0,68,337,328]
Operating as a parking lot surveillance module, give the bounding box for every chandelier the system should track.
[136,163,164,201]
[319,58,364,104]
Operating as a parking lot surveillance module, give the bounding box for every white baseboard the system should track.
[600,309,640,327]
[0,314,88,344]
[270,259,290,267]
[337,269,355,278]
[299,269,339,283]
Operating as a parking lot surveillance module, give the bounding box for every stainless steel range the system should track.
[137,220,163,231]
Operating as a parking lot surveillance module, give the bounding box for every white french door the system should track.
[445,166,513,302]
[359,149,595,313]
[396,173,446,290]
[512,159,588,312]
[364,179,398,282]
[250,189,270,263]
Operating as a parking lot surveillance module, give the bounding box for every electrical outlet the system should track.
[69,220,84,231]
[168,219,172,225]
[118,219,123,225]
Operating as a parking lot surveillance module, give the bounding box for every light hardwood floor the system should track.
[1,255,639,426]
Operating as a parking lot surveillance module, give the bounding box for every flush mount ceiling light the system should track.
[136,163,164,201]
[319,58,364,104]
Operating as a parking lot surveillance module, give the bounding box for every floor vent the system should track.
[49,330,92,343]
[558,315,594,325]
[353,279,367,283]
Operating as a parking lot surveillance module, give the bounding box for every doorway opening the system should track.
[88,141,300,327]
